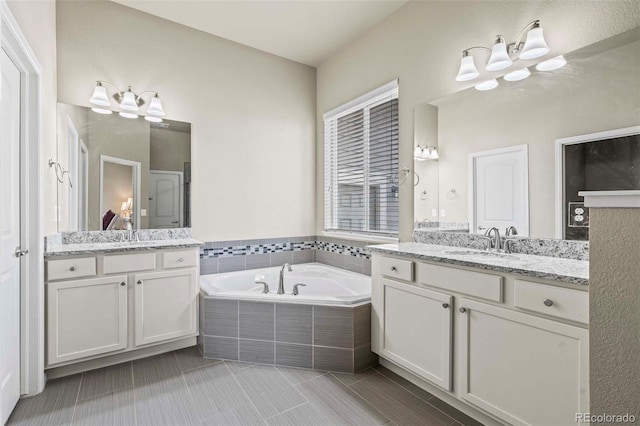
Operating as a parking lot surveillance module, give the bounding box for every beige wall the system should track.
[316,0,640,241]
[434,40,640,238]
[88,113,150,230]
[56,0,316,241]
[7,0,57,235]
[589,208,640,419]
[150,128,190,172]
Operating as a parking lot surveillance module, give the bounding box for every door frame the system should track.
[1,1,45,395]
[554,126,640,238]
[78,140,89,231]
[99,155,142,230]
[65,115,79,230]
[468,144,529,236]
[150,170,184,228]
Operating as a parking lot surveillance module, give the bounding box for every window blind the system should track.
[324,81,399,237]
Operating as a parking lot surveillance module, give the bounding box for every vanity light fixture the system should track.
[456,20,560,86]
[535,55,567,71]
[88,81,166,122]
[414,146,439,161]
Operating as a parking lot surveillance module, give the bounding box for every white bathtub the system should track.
[200,262,370,305]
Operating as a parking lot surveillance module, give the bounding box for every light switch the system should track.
[141,209,147,217]
[440,209,446,217]
[431,209,437,217]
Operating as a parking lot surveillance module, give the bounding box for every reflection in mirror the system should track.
[56,103,191,232]
[413,29,640,240]
[413,104,439,228]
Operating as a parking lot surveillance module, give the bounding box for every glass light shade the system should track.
[455,55,480,82]
[146,96,165,116]
[475,79,499,91]
[428,148,439,160]
[119,91,139,111]
[91,107,112,115]
[485,41,513,71]
[119,111,138,119]
[144,116,163,123]
[89,84,110,107]
[519,27,550,60]
[503,67,531,82]
[414,146,426,161]
[535,55,567,71]
[121,201,128,212]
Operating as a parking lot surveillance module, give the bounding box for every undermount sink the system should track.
[444,249,516,258]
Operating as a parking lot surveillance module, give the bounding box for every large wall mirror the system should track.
[413,29,640,241]
[56,103,192,232]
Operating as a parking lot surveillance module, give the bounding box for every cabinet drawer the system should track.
[514,280,588,324]
[418,263,503,302]
[380,257,414,281]
[104,252,156,274]
[163,250,197,269]
[47,257,96,281]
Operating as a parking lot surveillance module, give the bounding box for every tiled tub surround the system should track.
[369,242,589,285]
[199,298,377,373]
[44,228,202,256]
[200,236,374,275]
[413,229,589,260]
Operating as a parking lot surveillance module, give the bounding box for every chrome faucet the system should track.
[484,227,501,251]
[503,226,518,253]
[505,226,518,237]
[278,263,292,295]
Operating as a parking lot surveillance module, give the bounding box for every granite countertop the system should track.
[44,238,203,257]
[367,243,588,286]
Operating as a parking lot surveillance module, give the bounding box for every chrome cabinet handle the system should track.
[543,299,554,307]
[459,307,468,313]
[120,282,126,286]
[391,266,397,272]
[442,303,449,309]
[137,280,142,285]
[69,266,76,272]
[14,247,29,257]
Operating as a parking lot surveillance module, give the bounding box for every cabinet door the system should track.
[380,278,453,390]
[134,269,198,346]
[47,275,128,365]
[458,298,589,426]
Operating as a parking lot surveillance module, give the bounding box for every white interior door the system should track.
[470,145,529,236]
[150,171,183,229]
[0,47,22,425]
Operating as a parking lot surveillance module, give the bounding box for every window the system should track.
[324,80,399,237]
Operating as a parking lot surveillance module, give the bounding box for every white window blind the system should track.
[324,80,399,237]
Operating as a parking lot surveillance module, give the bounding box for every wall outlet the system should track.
[440,209,446,217]
[431,209,437,217]
[141,209,147,217]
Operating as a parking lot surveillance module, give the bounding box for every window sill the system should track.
[321,231,399,245]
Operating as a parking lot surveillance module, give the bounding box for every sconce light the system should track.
[414,146,439,161]
[455,20,565,91]
[89,81,166,122]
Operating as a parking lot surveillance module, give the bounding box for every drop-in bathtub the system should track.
[200,262,371,305]
[198,262,377,372]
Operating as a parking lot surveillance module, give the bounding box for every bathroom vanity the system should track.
[369,243,589,426]
[44,231,202,377]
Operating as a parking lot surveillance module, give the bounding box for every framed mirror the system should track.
[55,103,191,232]
[413,29,640,240]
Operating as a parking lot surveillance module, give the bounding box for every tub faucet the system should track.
[484,227,501,251]
[278,263,292,295]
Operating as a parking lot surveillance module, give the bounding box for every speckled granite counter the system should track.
[45,238,203,257]
[44,228,203,257]
[367,243,588,286]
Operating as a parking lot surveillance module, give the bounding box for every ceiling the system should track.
[112,0,408,67]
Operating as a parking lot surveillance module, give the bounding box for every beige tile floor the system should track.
[8,347,483,426]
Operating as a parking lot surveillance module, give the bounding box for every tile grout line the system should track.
[175,351,202,424]
[262,400,310,422]
[69,373,84,426]
[223,361,268,424]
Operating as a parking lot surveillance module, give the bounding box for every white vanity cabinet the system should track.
[371,253,589,426]
[47,275,128,365]
[134,269,198,346]
[459,298,589,426]
[45,248,200,369]
[378,278,453,390]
